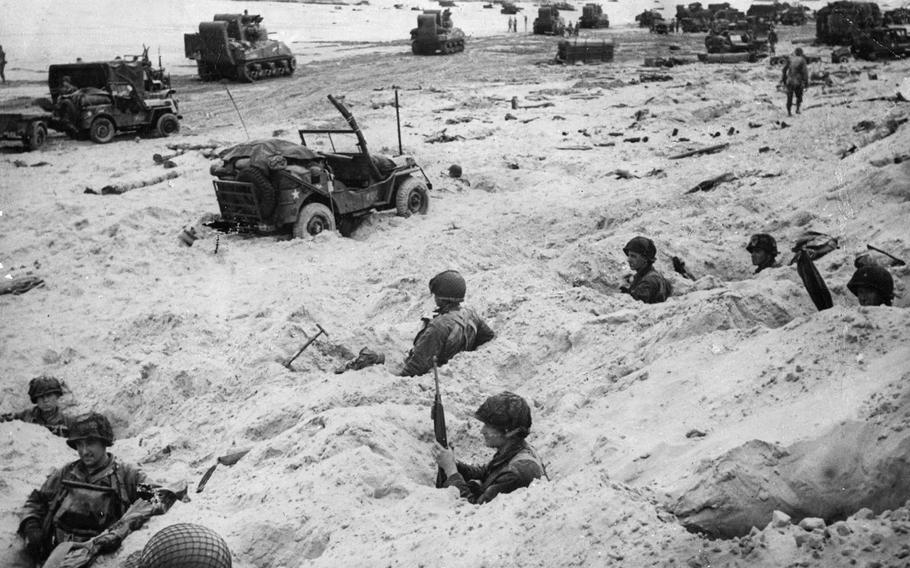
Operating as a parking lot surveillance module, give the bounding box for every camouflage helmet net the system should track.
[623,236,657,262]
[28,375,64,403]
[746,233,778,256]
[475,391,532,438]
[428,270,466,303]
[847,264,894,305]
[140,523,232,568]
[66,412,115,449]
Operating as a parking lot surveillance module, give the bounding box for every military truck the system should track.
[816,1,882,45]
[779,7,808,25]
[851,27,910,60]
[411,9,466,55]
[48,55,180,144]
[207,95,431,238]
[534,6,566,35]
[184,13,296,82]
[578,4,610,28]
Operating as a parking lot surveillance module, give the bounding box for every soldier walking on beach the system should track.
[781,47,809,116]
[1,375,72,437]
[620,236,672,304]
[767,26,778,55]
[18,412,148,563]
[433,391,544,504]
[746,234,779,274]
[397,270,495,377]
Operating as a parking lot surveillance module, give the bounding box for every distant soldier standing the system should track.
[620,236,672,304]
[746,234,779,274]
[781,47,809,116]
[433,391,544,504]
[767,25,778,55]
[1,375,72,437]
[397,270,495,377]
[847,264,894,307]
[0,44,6,83]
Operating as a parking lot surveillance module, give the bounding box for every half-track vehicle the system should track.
[48,53,180,144]
[578,4,610,28]
[411,9,466,55]
[184,13,296,82]
[207,95,431,238]
[816,1,882,45]
[851,27,910,60]
[534,6,566,35]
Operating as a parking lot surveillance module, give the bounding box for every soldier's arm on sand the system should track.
[474,318,495,348]
[400,323,446,376]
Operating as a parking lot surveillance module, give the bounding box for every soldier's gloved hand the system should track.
[22,520,44,560]
[92,531,122,554]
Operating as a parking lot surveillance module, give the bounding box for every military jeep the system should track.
[851,27,910,60]
[208,95,432,238]
[48,54,181,144]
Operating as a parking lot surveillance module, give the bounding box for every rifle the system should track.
[431,359,448,488]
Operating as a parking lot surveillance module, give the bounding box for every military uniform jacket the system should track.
[401,306,494,376]
[782,56,809,88]
[20,454,147,542]
[628,265,672,304]
[5,407,72,437]
[444,440,543,504]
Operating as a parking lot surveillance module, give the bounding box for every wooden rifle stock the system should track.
[431,360,448,488]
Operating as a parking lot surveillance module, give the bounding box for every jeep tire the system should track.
[155,113,180,137]
[24,121,48,151]
[395,176,430,217]
[293,203,336,238]
[89,117,116,144]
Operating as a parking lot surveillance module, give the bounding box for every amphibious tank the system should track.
[411,9,466,55]
[184,13,296,82]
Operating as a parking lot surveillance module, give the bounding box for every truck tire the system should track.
[237,167,277,220]
[395,176,430,217]
[89,117,116,144]
[155,113,180,137]
[293,203,336,238]
[24,121,48,150]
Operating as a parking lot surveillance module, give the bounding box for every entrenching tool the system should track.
[867,244,907,267]
[283,323,329,370]
[196,448,252,493]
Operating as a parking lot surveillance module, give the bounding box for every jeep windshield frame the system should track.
[298,129,364,155]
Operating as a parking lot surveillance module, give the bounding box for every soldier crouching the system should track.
[18,412,147,563]
[432,391,544,504]
[397,270,495,377]
[1,375,72,437]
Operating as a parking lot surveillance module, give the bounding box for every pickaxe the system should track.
[283,323,328,370]
[867,244,907,267]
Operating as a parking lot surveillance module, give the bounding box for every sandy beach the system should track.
[2,2,910,567]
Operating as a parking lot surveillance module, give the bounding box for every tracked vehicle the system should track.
[411,9,466,55]
[578,3,610,28]
[184,13,296,82]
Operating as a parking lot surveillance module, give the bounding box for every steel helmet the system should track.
[623,236,657,262]
[475,391,532,438]
[140,523,232,568]
[847,264,894,306]
[428,270,466,303]
[746,234,778,256]
[67,412,115,449]
[28,375,64,403]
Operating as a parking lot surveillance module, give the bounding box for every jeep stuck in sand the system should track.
[208,95,431,238]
